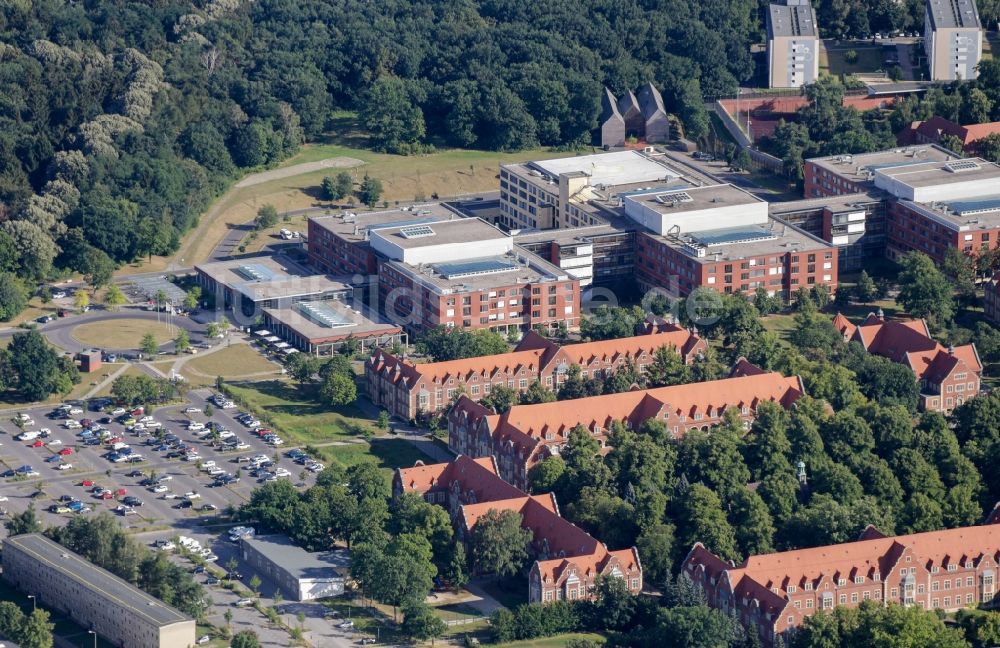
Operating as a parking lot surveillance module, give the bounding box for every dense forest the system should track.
[0,0,767,294]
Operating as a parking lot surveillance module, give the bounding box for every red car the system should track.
[30,440,44,448]
[116,488,127,496]
[131,407,144,417]
[99,491,113,500]
[107,437,122,445]
[81,479,95,487]
[58,448,73,456]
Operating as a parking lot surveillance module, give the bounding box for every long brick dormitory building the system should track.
[393,455,642,603]
[448,365,804,489]
[366,326,706,421]
[683,520,1000,647]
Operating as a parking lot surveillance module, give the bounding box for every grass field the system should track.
[72,318,180,349]
[821,43,885,76]
[126,113,581,273]
[184,343,280,379]
[224,379,375,443]
[91,365,154,397]
[312,438,428,473]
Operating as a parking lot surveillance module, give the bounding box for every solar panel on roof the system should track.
[367,217,437,231]
[399,225,435,239]
[236,264,281,282]
[689,227,777,247]
[655,191,694,205]
[945,196,1000,216]
[434,259,519,279]
[945,160,981,173]
[296,301,355,329]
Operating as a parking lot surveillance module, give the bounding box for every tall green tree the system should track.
[896,252,955,326]
[469,509,532,578]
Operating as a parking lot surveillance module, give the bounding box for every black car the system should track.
[126,470,144,477]
[59,494,74,502]
[193,565,206,574]
[174,500,193,509]
[123,496,143,507]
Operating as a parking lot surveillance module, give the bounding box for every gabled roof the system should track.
[637,83,666,120]
[687,523,1000,606]
[555,329,703,367]
[395,455,524,503]
[844,312,982,379]
[600,87,624,124]
[369,347,546,388]
[617,89,641,120]
[410,456,640,587]
[494,371,803,439]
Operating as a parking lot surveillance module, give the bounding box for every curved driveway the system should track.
[1,308,206,354]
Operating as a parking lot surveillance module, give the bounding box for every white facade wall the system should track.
[874,172,1000,202]
[623,195,769,235]
[370,231,514,265]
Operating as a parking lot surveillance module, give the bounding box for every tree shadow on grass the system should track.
[228,379,366,420]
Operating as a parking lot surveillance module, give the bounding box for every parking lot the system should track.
[0,388,322,534]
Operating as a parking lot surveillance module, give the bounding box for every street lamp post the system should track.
[27,594,35,611]
[88,629,97,648]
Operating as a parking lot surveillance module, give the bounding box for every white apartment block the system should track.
[766,0,819,88]
[925,0,982,81]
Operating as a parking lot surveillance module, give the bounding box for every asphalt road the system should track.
[1,308,206,355]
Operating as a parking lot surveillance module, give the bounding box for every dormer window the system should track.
[965,561,974,569]
[948,564,958,572]
[787,585,797,593]
[932,566,940,574]
[804,582,813,591]
[873,573,881,582]
[837,578,846,586]
[854,576,864,584]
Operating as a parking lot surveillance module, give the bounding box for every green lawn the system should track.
[821,44,886,76]
[225,379,375,443]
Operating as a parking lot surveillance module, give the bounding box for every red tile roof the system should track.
[840,312,982,380]
[687,522,1000,621]
[395,455,524,503]
[399,456,641,588]
[496,372,804,439]
[912,116,1000,148]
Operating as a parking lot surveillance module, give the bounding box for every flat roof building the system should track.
[308,205,461,276]
[194,255,352,315]
[262,300,404,356]
[2,534,196,648]
[766,0,819,88]
[241,535,347,602]
[924,0,982,81]
[498,150,684,231]
[803,145,961,199]
[374,218,580,335]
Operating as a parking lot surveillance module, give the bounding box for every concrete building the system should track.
[618,90,644,139]
[515,223,635,288]
[769,192,888,272]
[194,256,351,316]
[924,0,982,81]
[766,0,820,88]
[240,535,347,602]
[307,204,460,276]
[598,87,626,148]
[498,150,683,231]
[367,327,706,421]
[623,184,839,298]
[2,534,196,648]
[802,145,961,200]
[683,521,1000,647]
[373,218,580,335]
[985,273,1000,325]
[262,300,404,356]
[394,456,642,603]
[834,311,981,412]
[449,366,804,489]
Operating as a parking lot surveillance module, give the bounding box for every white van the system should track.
[16,431,39,441]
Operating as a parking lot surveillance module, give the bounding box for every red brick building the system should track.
[905,116,1000,155]
[393,455,642,603]
[448,368,804,489]
[367,327,706,421]
[683,522,1000,647]
[802,145,961,199]
[833,312,982,412]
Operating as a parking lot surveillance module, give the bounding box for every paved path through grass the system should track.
[234,157,363,188]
